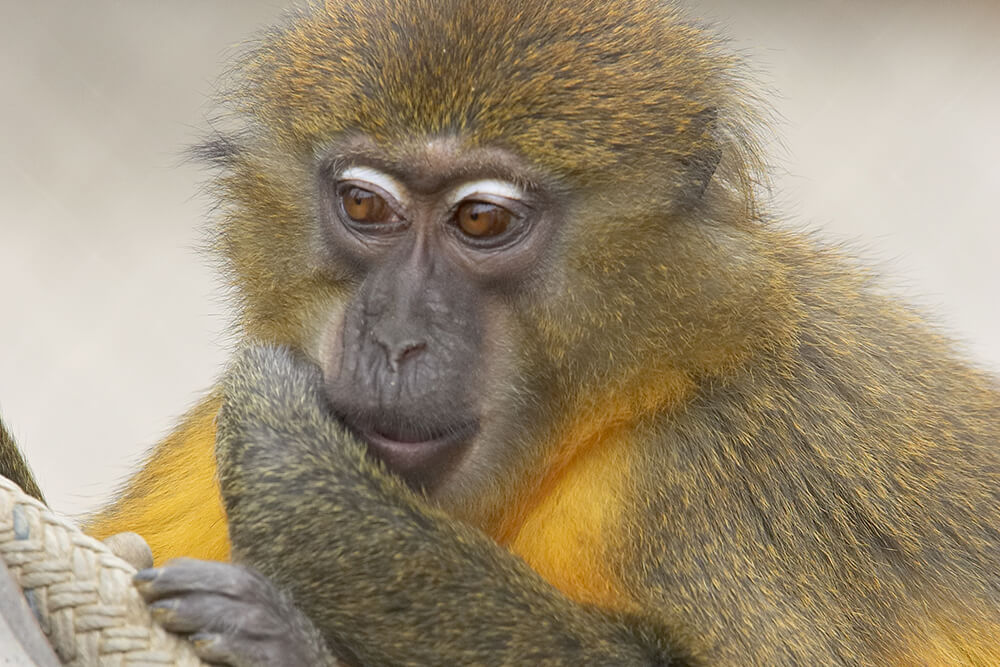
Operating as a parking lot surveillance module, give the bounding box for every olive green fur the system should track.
[0,415,45,503]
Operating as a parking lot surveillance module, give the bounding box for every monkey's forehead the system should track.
[233,0,735,178]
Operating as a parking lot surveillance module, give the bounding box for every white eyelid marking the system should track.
[338,167,406,203]
[449,179,524,206]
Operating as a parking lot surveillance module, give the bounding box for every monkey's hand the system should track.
[189,344,688,666]
[134,558,339,667]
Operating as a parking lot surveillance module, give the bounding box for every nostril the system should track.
[393,341,426,366]
[373,331,427,371]
[370,314,429,371]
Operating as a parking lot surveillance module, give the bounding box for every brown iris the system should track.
[455,201,511,238]
[342,187,392,223]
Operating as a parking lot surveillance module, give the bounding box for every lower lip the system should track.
[360,424,476,480]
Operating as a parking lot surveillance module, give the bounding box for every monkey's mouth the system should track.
[351,420,478,490]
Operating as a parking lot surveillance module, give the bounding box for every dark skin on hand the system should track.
[71,0,1000,665]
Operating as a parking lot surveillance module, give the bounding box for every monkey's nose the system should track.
[372,323,427,371]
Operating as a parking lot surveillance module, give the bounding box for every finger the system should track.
[149,593,275,637]
[134,559,259,601]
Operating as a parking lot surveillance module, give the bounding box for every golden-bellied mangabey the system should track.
[83,0,1000,664]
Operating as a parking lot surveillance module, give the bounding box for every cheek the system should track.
[304,299,349,380]
[434,304,558,519]
[477,299,528,424]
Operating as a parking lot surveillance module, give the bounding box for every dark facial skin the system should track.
[315,139,559,492]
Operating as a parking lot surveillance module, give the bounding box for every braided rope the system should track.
[0,476,207,666]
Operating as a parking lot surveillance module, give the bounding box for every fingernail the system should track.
[149,599,177,618]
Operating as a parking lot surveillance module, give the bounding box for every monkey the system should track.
[84,0,1000,664]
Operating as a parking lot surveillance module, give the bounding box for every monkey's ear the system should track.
[188,132,243,168]
[679,107,722,201]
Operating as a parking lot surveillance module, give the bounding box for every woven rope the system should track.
[0,476,207,666]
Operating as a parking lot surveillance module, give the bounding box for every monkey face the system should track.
[313,137,564,493]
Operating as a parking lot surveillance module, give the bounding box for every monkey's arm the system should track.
[0,415,44,502]
[138,346,690,666]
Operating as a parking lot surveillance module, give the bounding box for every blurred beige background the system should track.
[1,1,997,518]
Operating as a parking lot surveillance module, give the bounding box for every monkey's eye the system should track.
[454,201,512,239]
[340,187,396,224]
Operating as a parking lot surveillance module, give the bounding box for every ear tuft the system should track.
[188,133,243,167]
[680,107,722,200]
